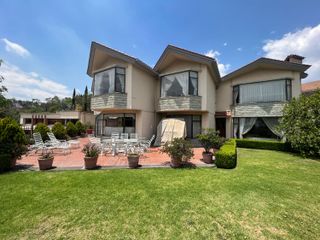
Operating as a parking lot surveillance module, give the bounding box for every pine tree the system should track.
[71,88,76,110]
[84,86,88,112]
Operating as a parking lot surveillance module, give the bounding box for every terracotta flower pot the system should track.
[86,129,93,135]
[84,156,98,169]
[127,155,140,168]
[38,157,54,170]
[202,152,213,164]
[171,158,182,168]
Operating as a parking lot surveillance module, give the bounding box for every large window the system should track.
[95,113,135,136]
[233,79,292,105]
[161,71,198,97]
[94,67,125,96]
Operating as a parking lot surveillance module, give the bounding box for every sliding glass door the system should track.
[95,113,135,136]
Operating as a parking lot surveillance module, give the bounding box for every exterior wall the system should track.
[216,69,302,138]
[156,59,217,134]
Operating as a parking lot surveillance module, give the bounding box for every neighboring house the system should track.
[301,80,320,96]
[20,111,95,133]
[87,42,311,140]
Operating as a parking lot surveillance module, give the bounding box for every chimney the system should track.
[284,54,305,64]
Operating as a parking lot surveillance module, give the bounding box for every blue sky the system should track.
[1,0,320,100]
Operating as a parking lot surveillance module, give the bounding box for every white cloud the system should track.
[205,50,231,76]
[0,62,71,101]
[263,24,320,82]
[223,42,228,46]
[237,47,242,52]
[1,38,30,57]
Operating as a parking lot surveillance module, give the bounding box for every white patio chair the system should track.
[140,134,156,152]
[120,133,129,139]
[130,133,138,139]
[47,132,71,155]
[111,132,120,139]
[28,132,52,154]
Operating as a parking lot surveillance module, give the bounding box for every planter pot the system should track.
[202,152,213,164]
[38,157,54,170]
[86,129,93,135]
[84,156,98,169]
[128,155,140,168]
[171,158,182,168]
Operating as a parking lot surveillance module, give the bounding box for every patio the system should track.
[17,137,211,170]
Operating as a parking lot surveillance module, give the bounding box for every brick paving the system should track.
[17,137,212,170]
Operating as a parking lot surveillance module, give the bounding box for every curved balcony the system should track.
[157,96,202,112]
[91,93,127,110]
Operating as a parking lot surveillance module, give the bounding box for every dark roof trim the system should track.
[87,41,157,77]
[222,57,311,81]
[154,45,221,82]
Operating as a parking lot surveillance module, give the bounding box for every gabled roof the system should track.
[154,45,220,83]
[302,80,320,93]
[87,41,157,77]
[222,57,311,81]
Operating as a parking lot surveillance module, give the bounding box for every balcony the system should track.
[91,93,127,110]
[157,96,202,112]
[232,102,286,117]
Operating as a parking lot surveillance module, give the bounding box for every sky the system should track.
[1,0,320,101]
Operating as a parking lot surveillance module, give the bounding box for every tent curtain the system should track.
[262,117,283,138]
[239,117,257,139]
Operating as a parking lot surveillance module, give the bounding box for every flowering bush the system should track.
[82,143,100,158]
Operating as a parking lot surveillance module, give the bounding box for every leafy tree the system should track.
[0,117,27,172]
[34,123,50,141]
[75,120,86,135]
[279,90,320,157]
[66,122,77,137]
[51,122,67,139]
[71,88,76,110]
[83,86,88,112]
[0,60,9,118]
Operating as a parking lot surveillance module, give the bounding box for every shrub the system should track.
[82,143,100,158]
[236,139,292,152]
[215,139,237,169]
[279,90,320,157]
[0,117,27,172]
[66,122,77,137]
[161,138,194,163]
[197,128,224,153]
[75,121,86,136]
[51,122,67,140]
[34,123,50,141]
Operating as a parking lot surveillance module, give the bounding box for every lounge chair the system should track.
[47,132,71,155]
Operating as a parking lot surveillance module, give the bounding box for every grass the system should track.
[0,149,319,239]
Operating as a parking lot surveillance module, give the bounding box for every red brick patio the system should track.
[17,137,211,169]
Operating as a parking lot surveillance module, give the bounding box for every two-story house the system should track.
[87,42,310,140]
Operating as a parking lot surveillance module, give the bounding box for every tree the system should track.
[83,86,88,112]
[71,88,76,110]
[0,60,9,118]
[279,91,320,157]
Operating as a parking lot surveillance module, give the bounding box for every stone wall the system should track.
[157,96,202,112]
[91,93,127,110]
[232,102,286,117]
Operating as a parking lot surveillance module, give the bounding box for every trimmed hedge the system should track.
[236,139,292,152]
[215,139,237,169]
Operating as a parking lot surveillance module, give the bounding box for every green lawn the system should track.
[0,149,319,239]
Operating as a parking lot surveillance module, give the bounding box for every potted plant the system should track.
[86,125,94,135]
[127,147,141,168]
[197,129,224,164]
[161,138,194,168]
[82,143,100,169]
[38,150,54,170]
